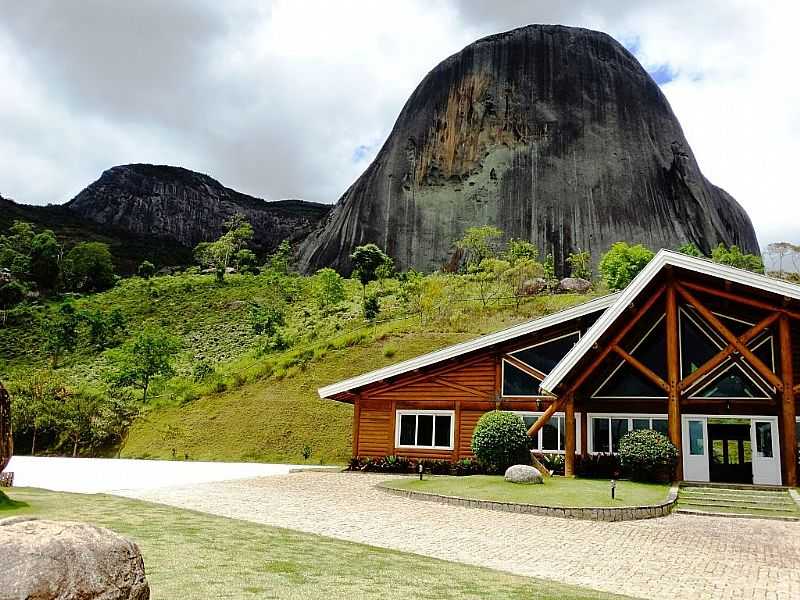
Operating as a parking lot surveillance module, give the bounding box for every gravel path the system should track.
[118,471,800,600]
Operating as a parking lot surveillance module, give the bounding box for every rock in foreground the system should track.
[0,517,149,600]
[504,464,544,484]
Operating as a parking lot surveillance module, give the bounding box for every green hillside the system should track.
[2,266,598,464]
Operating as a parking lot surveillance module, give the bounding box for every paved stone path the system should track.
[119,472,800,600]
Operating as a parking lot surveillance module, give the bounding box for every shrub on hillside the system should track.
[599,242,654,291]
[471,411,531,473]
[618,429,678,482]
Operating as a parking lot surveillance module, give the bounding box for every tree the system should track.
[599,242,655,291]
[267,240,293,275]
[677,242,703,257]
[194,214,254,283]
[29,229,62,292]
[138,260,156,279]
[0,281,25,325]
[41,302,81,367]
[469,258,511,308]
[57,389,101,457]
[566,250,592,280]
[503,257,545,311]
[456,226,503,268]
[10,370,65,455]
[350,244,391,298]
[710,244,764,273]
[106,326,180,403]
[80,307,127,349]
[363,293,380,320]
[235,249,259,274]
[765,242,797,277]
[64,242,115,292]
[313,268,346,308]
[503,239,538,264]
[0,221,35,280]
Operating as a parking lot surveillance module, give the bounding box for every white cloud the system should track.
[0,0,796,245]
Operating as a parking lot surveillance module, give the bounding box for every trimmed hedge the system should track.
[348,456,484,476]
[618,429,678,482]
[471,411,531,474]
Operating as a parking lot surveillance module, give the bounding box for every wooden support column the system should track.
[779,314,797,487]
[580,411,588,458]
[352,395,361,457]
[453,400,462,461]
[388,400,397,454]
[565,395,576,477]
[666,283,683,480]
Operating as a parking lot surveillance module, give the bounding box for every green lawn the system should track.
[0,488,637,600]
[385,476,670,508]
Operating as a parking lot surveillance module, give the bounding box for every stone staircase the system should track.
[676,482,800,520]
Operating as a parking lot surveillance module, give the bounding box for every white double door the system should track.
[681,415,782,485]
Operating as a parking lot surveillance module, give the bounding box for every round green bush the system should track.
[618,429,678,482]
[471,411,531,473]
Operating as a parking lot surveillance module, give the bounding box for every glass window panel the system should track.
[610,418,630,453]
[399,415,416,446]
[681,312,721,377]
[511,333,580,375]
[689,420,704,455]
[743,440,752,462]
[719,313,753,337]
[594,362,667,398]
[727,440,739,464]
[542,420,558,451]
[434,415,451,448]
[416,415,433,446]
[697,364,769,399]
[633,419,651,431]
[592,418,609,453]
[755,422,773,457]
[502,361,541,396]
[752,337,774,372]
[558,416,565,451]
[796,422,800,451]
[652,419,668,436]
[622,319,668,379]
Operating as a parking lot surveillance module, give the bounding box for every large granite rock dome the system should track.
[298,25,759,274]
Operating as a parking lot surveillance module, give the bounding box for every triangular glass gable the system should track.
[680,309,721,378]
[502,361,542,396]
[690,362,771,399]
[752,336,775,373]
[593,317,667,399]
[593,362,668,398]
[510,332,580,375]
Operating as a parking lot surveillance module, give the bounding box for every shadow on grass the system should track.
[0,489,29,512]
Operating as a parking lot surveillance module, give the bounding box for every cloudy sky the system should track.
[0,1,797,246]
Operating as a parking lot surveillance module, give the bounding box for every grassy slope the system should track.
[385,476,669,508]
[3,488,636,600]
[2,270,599,463]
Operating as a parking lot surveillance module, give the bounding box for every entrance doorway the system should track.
[681,415,782,485]
[707,419,751,484]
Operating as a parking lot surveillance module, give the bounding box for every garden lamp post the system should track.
[418,462,424,481]
[610,479,616,500]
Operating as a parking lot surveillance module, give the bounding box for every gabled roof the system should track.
[318,293,619,399]
[540,249,800,395]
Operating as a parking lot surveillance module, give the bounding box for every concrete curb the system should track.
[379,483,679,521]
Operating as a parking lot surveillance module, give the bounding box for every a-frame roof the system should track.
[318,293,619,399]
[540,249,800,395]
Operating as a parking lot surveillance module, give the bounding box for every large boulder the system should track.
[504,464,544,484]
[558,277,592,294]
[298,24,759,276]
[0,517,150,600]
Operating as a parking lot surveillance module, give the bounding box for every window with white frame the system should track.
[514,412,581,454]
[396,410,454,450]
[588,414,668,454]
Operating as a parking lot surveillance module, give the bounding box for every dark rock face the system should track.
[298,25,759,274]
[67,164,330,254]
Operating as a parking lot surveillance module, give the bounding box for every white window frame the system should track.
[395,410,455,450]
[513,411,582,454]
[587,413,668,454]
[501,331,580,398]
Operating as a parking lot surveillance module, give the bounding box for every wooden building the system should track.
[320,251,800,486]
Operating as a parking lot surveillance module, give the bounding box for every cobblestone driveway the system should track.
[119,472,800,600]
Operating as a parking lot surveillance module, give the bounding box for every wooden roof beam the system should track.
[502,354,547,381]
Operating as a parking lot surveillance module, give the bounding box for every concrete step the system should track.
[679,492,794,506]
[680,481,788,492]
[675,508,800,522]
[677,500,797,513]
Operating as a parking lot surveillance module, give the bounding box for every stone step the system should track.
[680,481,788,492]
[679,492,794,506]
[677,500,798,513]
[675,508,800,522]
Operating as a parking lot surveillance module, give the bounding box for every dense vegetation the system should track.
[0,215,776,463]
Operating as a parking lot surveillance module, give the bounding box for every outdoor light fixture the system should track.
[610,479,616,500]
[418,463,424,481]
